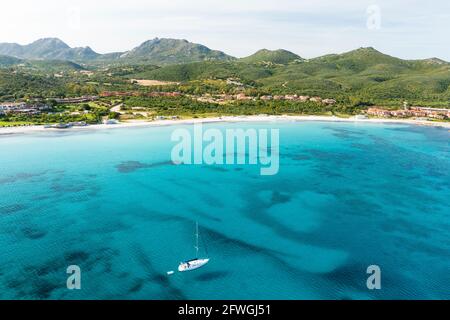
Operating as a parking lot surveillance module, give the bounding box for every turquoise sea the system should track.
[0,121,449,300]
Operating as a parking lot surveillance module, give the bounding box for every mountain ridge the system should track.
[0,37,235,65]
[117,37,235,65]
[0,38,100,61]
[0,38,447,67]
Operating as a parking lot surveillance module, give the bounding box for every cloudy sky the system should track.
[1,0,449,60]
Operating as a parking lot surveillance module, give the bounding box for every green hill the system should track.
[25,60,85,72]
[0,55,24,67]
[0,69,65,100]
[0,56,85,72]
[240,49,303,65]
[130,61,273,84]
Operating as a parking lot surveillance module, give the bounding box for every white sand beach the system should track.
[1,115,449,136]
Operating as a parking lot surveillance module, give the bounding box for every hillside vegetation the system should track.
[131,47,450,106]
[0,39,449,108]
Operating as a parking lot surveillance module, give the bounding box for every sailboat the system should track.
[178,222,210,272]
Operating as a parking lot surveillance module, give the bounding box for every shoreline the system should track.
[1,115,449,136]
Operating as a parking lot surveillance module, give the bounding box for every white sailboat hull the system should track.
[178,259,210,272]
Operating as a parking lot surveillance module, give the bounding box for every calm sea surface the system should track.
[0,121,449,300]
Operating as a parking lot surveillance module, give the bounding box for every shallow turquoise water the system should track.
[0,121,449,300]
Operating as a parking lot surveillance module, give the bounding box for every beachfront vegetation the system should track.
[121,96,359,116]
[0,121,34,127]
[0,101,113,126]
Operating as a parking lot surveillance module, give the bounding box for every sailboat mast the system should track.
[195,222,199,258]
